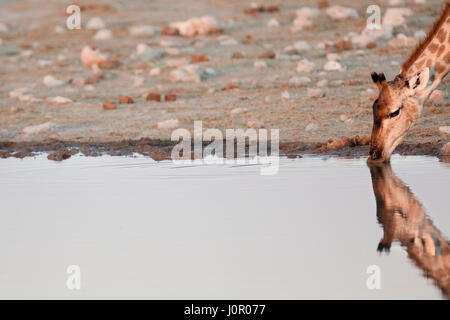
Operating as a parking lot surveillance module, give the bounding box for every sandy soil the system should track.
[0,0,449,159]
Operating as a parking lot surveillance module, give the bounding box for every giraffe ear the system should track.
[407,68,429,92]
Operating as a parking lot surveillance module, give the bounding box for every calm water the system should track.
[0,155,449,299]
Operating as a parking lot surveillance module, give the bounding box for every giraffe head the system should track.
[368,69,429,162]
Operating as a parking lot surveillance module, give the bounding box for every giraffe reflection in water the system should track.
[368,162,450,299]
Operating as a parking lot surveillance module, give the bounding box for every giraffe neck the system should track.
[401,1,450,79]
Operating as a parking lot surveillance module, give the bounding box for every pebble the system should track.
[93,29,113,40]
[267,18,280,27]
[149,67,160,76]
[326,53,340,61]
[323,60,344,72]
[119,96,134,104]
[81,46,107,71]
[230,107,248,115]
[307,88,324,99]
[293,41,311,52]
[170,65,203,83]
[305,122,318,133]
[387,33,417,48]
[103,100,117,110]
[339,114,347,122]
[383,8,412,27]
[146,92,161,102]
[232,51,245,59]
[281,91,290,100]
[296,59,314,73]
[247,120,264,129]
[414,30,427,40]
[316,79,328,87]
[43,75,64,87]
[170,16,218,37]
[49,96,73,104]
[289,76,311,87]
[165,94,177,102]
[86,17,105,30]
[157,119,179,129]
[22,121,52,135]
[191,54,209,63]
[254,61,267,68]
[326,6,359,20]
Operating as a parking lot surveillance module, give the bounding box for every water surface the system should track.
[0,155,448,299]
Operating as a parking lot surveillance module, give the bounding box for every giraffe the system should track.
[368,1,450,162]
[368,162,450,299]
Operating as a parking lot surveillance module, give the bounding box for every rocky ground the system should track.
[0,0,449,160]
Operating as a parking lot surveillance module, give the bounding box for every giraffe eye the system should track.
[389,108,401,118]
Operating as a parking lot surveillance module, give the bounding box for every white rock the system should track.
[267,18,280,27]
[324,60,344,72]
[171,16,218,37]
[295,7,320,19]
[20,50,33,58]
[326,53,340,61]
[316,79,328,87]
[281,91,290,100]
[149,67,160,76]
[307,88,324,99]
[86,17,105,30]
[296,59,314,73]
[230,107,248,115]
[129,25,160,36]
[383,8,413,27]
[157,119,179,129]
[254,61,267,69]
[439,126,450,134]
[22,121,52,135]
[93,29,113,40]
[136,43,149,55]
[326,6,359,20]
[0,22,8,32]
[289,76,311,87]
[388,33,417,48]
[43,75,64,87]
[9,88,39,102]
[38,60,52,67]
[291,16,313,31]
[170,64,203,83]
[48,96,73,104]
[414,30,427,40]
[133,76,144,87]
[351,34,372,47]
[305,122,318,133]
[293,41,311,52]
[339,114,348,122]
[205,67,216,76]
[80,46,107,71]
